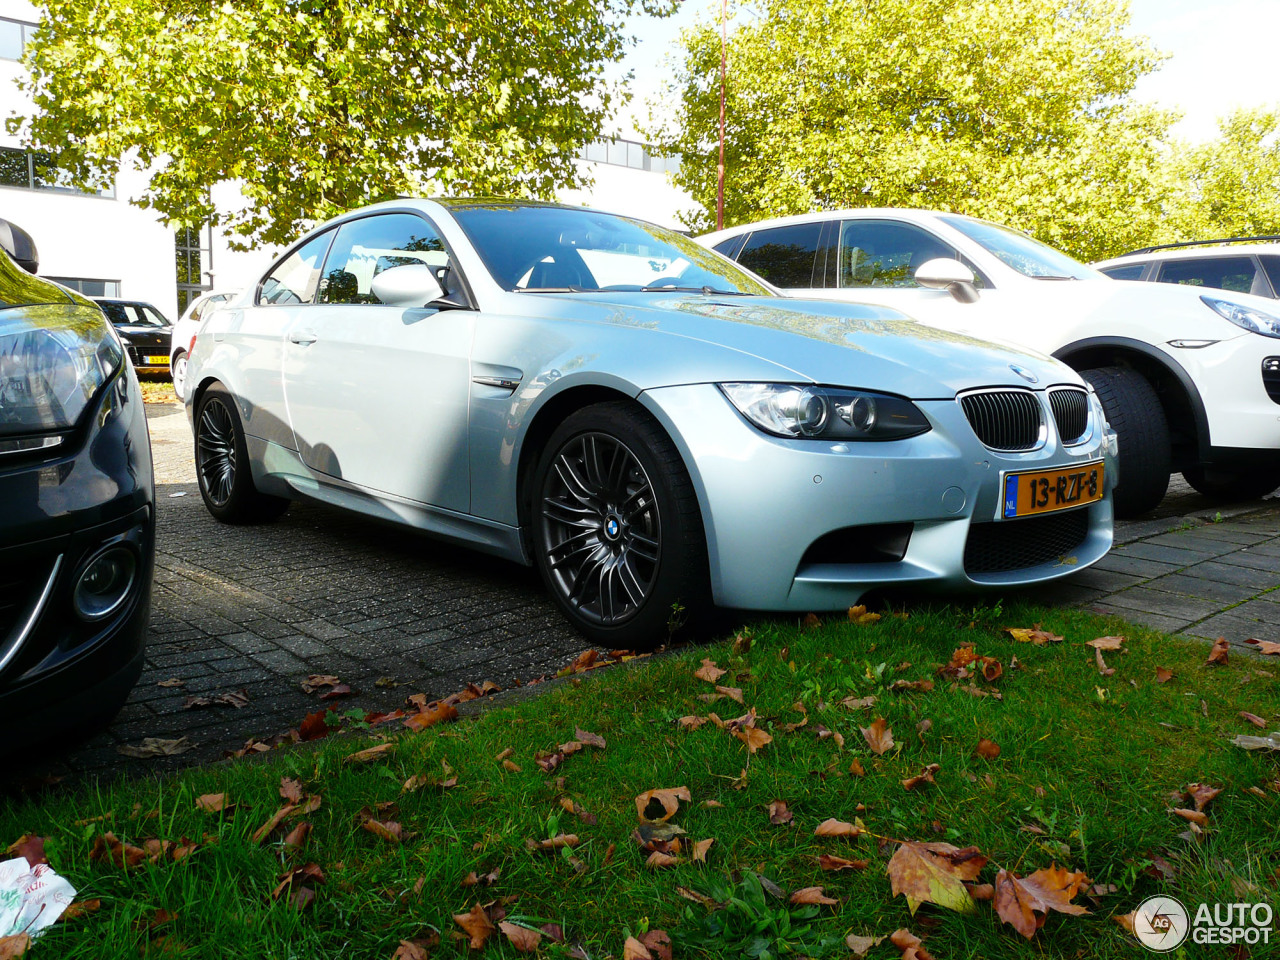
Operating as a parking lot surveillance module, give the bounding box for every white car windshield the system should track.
[449,204,772,296]
[941,216,1097,280]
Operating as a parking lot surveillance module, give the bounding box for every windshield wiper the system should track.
[522,286,589,293]
[640,284,750,296]
[1032,275,1078,281]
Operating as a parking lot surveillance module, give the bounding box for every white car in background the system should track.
[1094,237,1280,299]
[170,290,239,399]
[700,210,1280,516]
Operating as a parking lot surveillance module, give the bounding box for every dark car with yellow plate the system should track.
[93,298,174,374]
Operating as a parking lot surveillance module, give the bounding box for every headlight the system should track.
[0,311,123,448]
[1201,296,1280,339]
[719,383,931,440]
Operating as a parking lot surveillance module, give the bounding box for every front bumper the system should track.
[642,383,1116,611]
[0,367,155,737]
[1169,333,1280,452]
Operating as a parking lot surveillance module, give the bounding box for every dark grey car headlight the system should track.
[1201,295,1280,339]
[0,311,124,453]
[719,383,932,440]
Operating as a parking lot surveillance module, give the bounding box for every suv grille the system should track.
[1049,388,1089,444]
[959,390,1042,451]
[964,509,1090,574]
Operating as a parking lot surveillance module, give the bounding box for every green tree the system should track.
[13,0,676,247]
[1168,107,1280,242]
[650,0,1178,260]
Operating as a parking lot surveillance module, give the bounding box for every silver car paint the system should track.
[188,199,1116,609]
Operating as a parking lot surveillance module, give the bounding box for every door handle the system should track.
[288,332,318,345]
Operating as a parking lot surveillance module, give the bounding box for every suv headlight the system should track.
[0,311,124,453]
[719,383,931,440]
[1201,296,1280,339]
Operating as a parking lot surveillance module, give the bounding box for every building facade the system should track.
[0,0,692,320]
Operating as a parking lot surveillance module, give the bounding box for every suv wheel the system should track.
[1080,366,1170,518]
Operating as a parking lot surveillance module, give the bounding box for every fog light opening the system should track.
[73,546,137,621]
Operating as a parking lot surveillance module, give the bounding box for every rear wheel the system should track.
[1080,366,1170,518]
[195,383,289,523]
[171,352,188,401]
[1182,464,1280,501]
[531,401,708,650]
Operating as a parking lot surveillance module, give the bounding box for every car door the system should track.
[281,212,474,513]
[231,229,335,450]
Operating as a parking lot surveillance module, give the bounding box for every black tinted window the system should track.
[259,231,334,306]
[1157,257,1256,294]
[839,221,961,288]
[736,224,821,288]
[1257,256,1280,298]
[1099,263,1147,281]
[319,214,448,305]
[712,234,746,260]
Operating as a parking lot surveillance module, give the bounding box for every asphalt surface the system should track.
[12,401,1280,784]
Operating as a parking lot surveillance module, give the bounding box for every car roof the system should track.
[1096,242,1280,268]
[698,208,975,244]
[93,298,161,308]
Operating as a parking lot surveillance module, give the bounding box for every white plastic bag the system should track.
[0,857,76,938]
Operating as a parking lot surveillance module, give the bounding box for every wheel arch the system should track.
[1053,336,1209,466]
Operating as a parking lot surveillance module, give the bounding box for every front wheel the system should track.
[171,352,188,401]
[1080,366,1171,518]
[194,383,289,524]
[530,401,709,650]
[1182,464,1280,501]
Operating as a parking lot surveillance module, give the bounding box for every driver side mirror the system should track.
[914,258,979,304]
[0,218,39,274]
[370,263,444,308]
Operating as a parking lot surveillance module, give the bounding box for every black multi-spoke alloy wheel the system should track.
[194,383,289,524]
[532,402,708,649]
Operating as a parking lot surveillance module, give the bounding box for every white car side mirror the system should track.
[914,258,980,304]
[370,264,445,308]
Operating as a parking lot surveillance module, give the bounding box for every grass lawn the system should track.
[2,600,1277,958]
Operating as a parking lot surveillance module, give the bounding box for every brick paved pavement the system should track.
[17,403,1280,782]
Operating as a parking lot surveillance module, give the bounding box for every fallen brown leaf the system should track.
[887,841,989,914]
[500,922,542,954]
[403,700,459,731]
[802,613,823,630]
[889,928,934,960]
[845,933,886,958]
[156,678,185,688]
[299,674,341,694]
[694,658,727,683]
[5,835,47,867]
[692,838,715,862]
[1006,626,1063,645]
[89,832,147,869]
[814,818,865,838]
[976,738,1001,760]
[646,850,681,869]
[575,728,606,749]
[860,717,895,756]
[279,778,304,804]
[623,936,652,960]
[1241,711,1266,728]
[526,833,579,852]
[1207,638,1230,666]
[790,886,838,905]
[902,763,941,791]
[453,903,496,950]
[345,742,394,764]
[1087,635,1125,650]
[767,800,793,825]
[251,804,296,844]
[282,821,311,852]
[635,786,690,823]
[194,793,227,814]
[1155,666,1174,683]
[1244,638,1280,655]
[1184,782,1223,811]
[993,865,1090,939]
[1171,808,1208,826]
[116,737,194,759]
[182,689,249,710]
[0,934,29,959]
[849,604,882,625]
[818,853,868,871]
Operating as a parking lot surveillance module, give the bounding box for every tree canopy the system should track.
[650,0,1201,260]
[15,0,675,247]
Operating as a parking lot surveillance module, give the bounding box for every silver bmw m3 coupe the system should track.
[185,200,1117,648]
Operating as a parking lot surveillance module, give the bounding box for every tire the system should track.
[194,383,289,523]
[171,352,188,401]
[530,401,709,650]
[1080,366,1171,518]
[1182,464,1280,501]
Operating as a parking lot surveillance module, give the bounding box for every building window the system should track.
[0,146,114,197]
[175,225,213,314]
[0,17,36,61]
[578,136,681,175]
[45,277,121,298]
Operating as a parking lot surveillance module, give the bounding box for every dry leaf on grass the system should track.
[993,865,1090,939]
[635,786,690,823]
[453,903,497,950]
[692,838,715,863]
[818,853,868,872]
[694,658,726,683]
[1183,783,1222,811]
[282,822,311,851]
[1086,636,1125,650]
[1171,808,1208,826]
[848,604,881,625]
[0,934,29,958]
[845,933,886,958]
[902,763,941,791]
[790,886,838,905]
[646,851,681,869]
[499,922,542,954]
[4,836,46,867]
[889,928,935,960]
[1241,711,1266,728]
[194,793,227,814]
[887,841,989,914]
[575,728,606,749]
[1245,638,1280,655]
[860,717,895,755]
[525,834,579,852]
[251,804,296,844]
[1206,638,1230,666]
[976,738,1001,760]
[767,800,793,825]
[1155,666,1174,683]
[403,701,459,731]
[88,833,147,869]
[1006,626,1063,645]
[814,818,865,838]
[345,742,394,764]
[279,778,304,803]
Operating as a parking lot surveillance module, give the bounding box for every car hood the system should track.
[528,292,1077,397]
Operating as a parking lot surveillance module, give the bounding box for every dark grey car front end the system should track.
[0,221,153,745]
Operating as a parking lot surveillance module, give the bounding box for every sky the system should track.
[609,0,1280,144]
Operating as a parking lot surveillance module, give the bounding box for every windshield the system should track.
[941,216,1097,280]
[449,204,773,296]
[98,301,171,327]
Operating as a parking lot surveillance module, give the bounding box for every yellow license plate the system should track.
[145,355,168,365]
[1003,461,1104,518]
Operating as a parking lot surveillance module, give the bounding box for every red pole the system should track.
[717,0,726,231]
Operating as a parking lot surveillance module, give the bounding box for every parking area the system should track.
[14,401,1280,783]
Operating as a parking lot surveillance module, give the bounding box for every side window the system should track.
[838,221,966,289]
[1259,256,1280,298]
[1099,263,1147,281]
[1156,257,1256,295]
[258,230,334,306]
[318,214,448,305]
[736,223,822,288]
[711,234,747,260]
